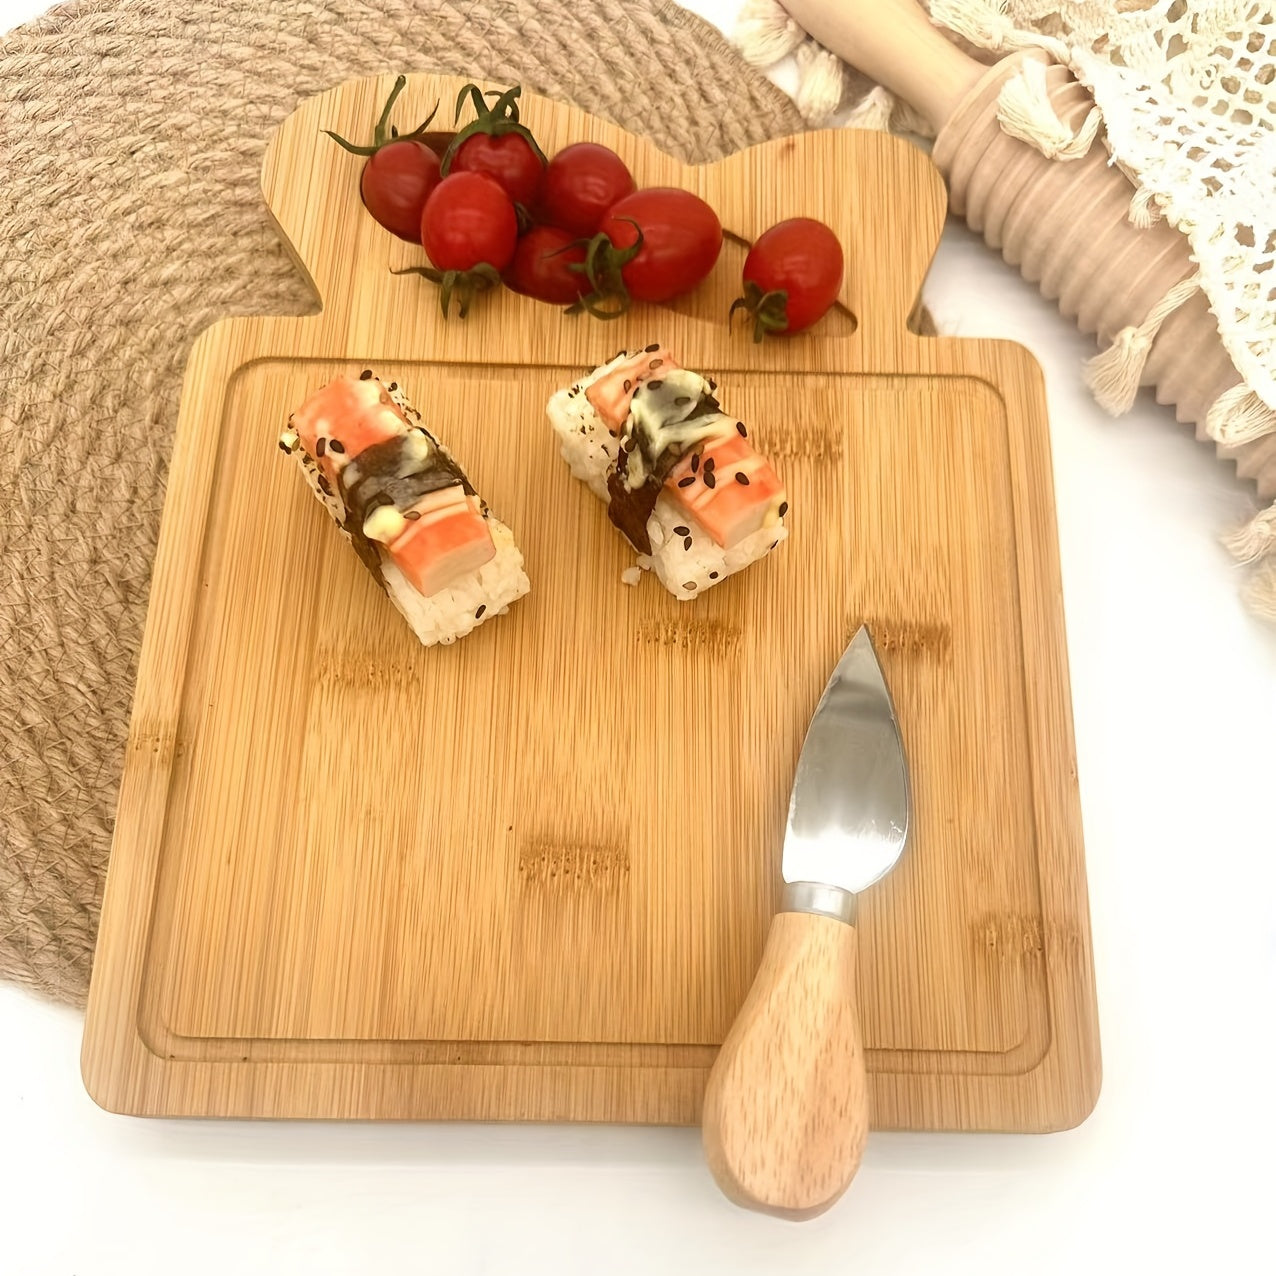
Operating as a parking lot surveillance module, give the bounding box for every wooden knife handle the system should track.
[702,909,868,1220]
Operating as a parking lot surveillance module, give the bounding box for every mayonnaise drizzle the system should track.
[621,370,737,490]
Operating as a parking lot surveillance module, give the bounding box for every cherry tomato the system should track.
[421,171,518,273]
[537,143,636,236]
[504,226,588,305]
[450,133,544,207]
[358,139,441,242]
[589,188,722,309]
[732,218,844,340]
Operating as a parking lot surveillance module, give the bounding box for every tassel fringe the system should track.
[794,39,845,127]
[996,57,1100,159]
[1223,501,1276,564]
[1128,186,1164,228]
[845,85,895,132]
[1205,382,1276,446]
[1083,272,1202,414]
[734,0,805,69]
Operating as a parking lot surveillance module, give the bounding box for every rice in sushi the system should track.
[281,372,529,645]
[547,346,788,599]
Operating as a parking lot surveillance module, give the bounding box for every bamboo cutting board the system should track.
[82,73,1100,1129]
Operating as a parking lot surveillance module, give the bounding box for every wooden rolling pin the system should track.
[782,0,1276,500]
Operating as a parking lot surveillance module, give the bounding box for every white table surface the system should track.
[3,1,1274,1271]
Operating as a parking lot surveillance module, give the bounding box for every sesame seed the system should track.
[277,439,290,452]
[644,342,659,352]
[673,525,690,536]
[359,369,372,380]
[316,437,327,458]
[736,421,747,437]
[647,380,663,390]
[405,510,421,520]
[675,395,690,406]
[690,453,700,473]
[623,379,632,392]
[708,379,717,391]
[704,472,716,489]
[735,472,750,486]
[475,605,487,619]
[683,581,697,590]
[677,475,695,488]
[778,501,789,517]
[328,439,345,454]
[649,358,663,370]
[709,571,719,580]
[389,382,397,390]
[683,536,693,551]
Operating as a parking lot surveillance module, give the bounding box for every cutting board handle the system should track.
[702,909,868,1220]
[260,73,946,349]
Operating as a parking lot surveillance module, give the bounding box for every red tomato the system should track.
[450,132,544,207]
[421,171,518,273]
[733,218,844,340]
[504,226,588,305]
[358,139,442,242]
[537,143,635,236]
[594,188,722,306]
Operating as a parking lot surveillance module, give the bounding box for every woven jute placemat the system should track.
[0,0,804,1005]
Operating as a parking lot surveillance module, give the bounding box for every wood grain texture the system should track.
[80,73,1100,1129]
[703,912,867,1220]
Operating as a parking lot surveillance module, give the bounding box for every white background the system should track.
[2,0,1274,1271]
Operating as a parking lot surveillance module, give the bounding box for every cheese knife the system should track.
[702,624,911,1220]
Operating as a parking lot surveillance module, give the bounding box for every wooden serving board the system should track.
[82,74,1100,1129]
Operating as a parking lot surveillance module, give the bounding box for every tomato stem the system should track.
[392,262,502,319]
[569,219,644,319]
[323,74,440,156]
[729,280,791,342]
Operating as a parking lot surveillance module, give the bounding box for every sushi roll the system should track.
[280,372,529,646]
[547,347,788,599]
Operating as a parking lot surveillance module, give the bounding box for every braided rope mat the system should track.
[0,0,804,1005]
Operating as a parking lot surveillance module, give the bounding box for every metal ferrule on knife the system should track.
[782,881,858,925]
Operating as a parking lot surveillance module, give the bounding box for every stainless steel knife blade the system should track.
[783,625,911,899]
